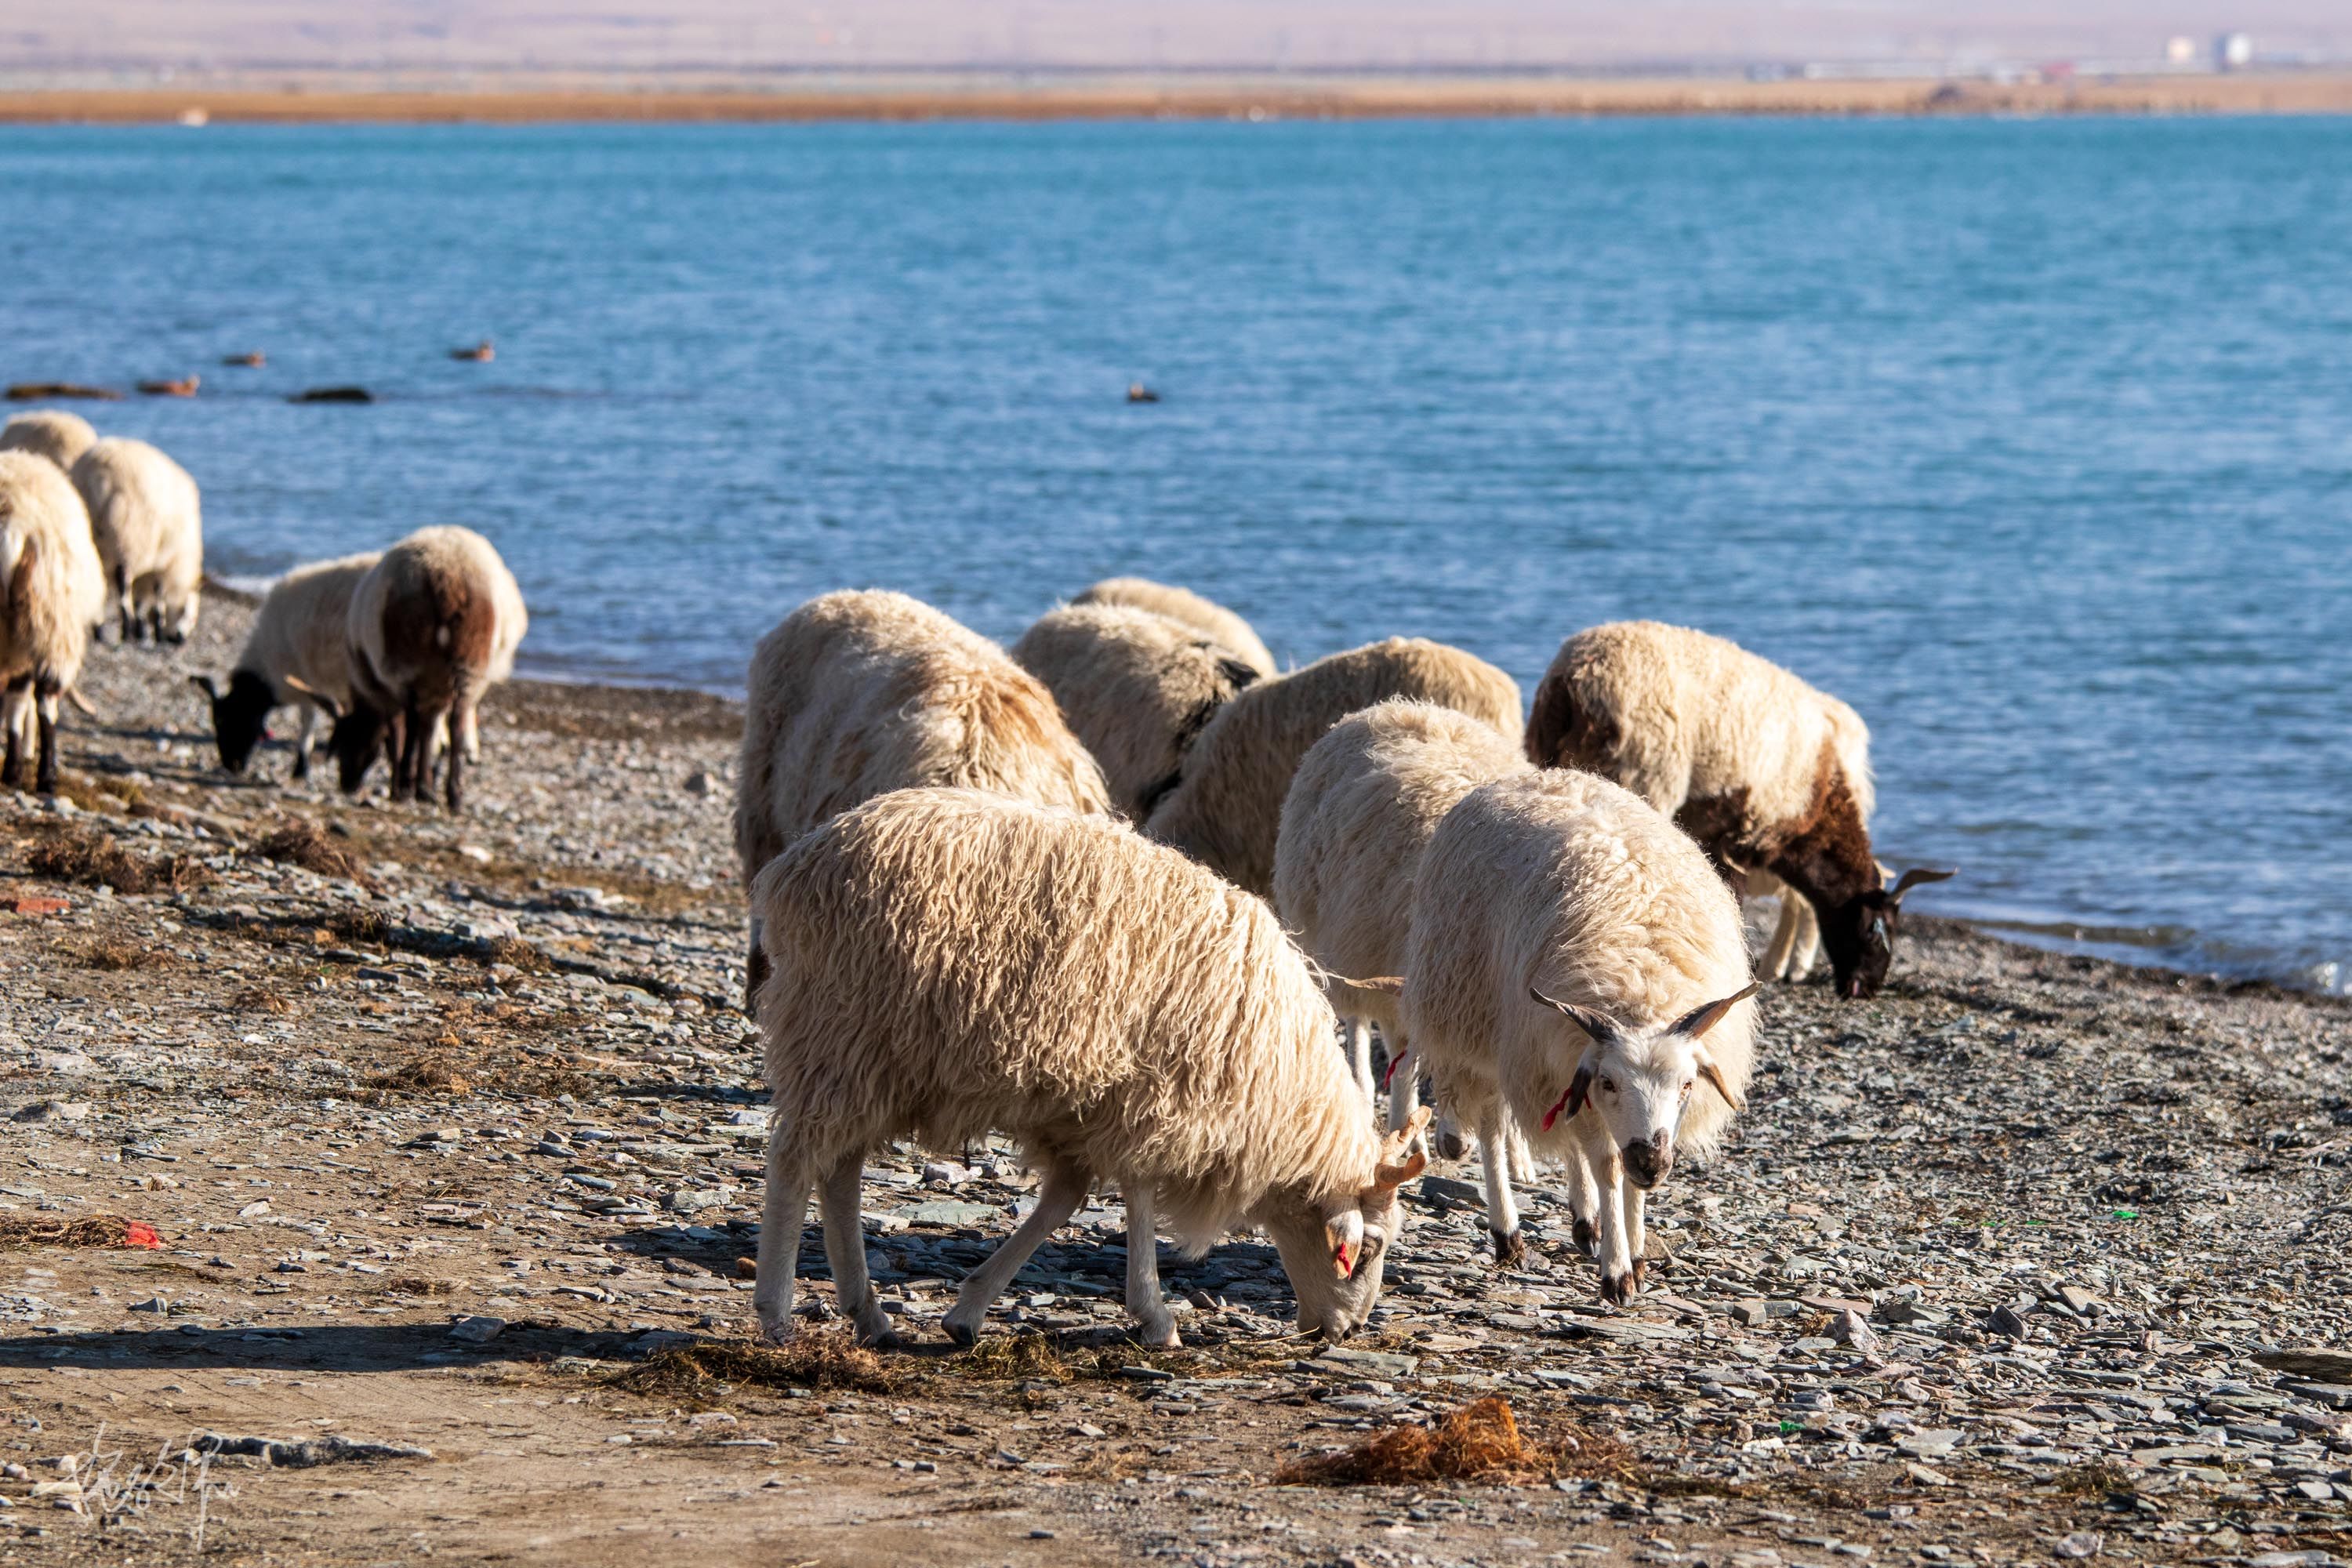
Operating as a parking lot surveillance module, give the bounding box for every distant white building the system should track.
[2215,31,2254,71]
[2165,36,2198,66]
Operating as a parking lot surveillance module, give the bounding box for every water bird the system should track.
[1127,383,1160,403]
[5,383,120,401]
[137,376,201,397]
[222,351,266,368]
[451,340,495,362]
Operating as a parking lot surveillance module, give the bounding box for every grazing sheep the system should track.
[0,453,106,795]
[734,590,1113,1009]
[749,786,1432,1348]
[1388,768,1759,1302]
[1145,637,1522,897]
[1070,577,1277,680]
[68,437,204,646]
[0,410,98,472]
[190,552,380,780]
[1011,602,1260,818]
[327,527,526,811]
[1275,700,1526,1112]
[1526,621,1951,999]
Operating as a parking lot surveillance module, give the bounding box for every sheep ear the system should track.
[1529,984,1618,1048]
[187,673,220,701]
[1218,657,1261,691]
[1324,1210,1364,1279]
[1542,1051,1596,1132]
[1694,1047,1745,1112]
[1372,1106,1432,1191]
[1670,982,1759,1040]
[1887,866,1957,903]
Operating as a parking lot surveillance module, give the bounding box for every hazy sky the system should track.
[6,1,2349,72]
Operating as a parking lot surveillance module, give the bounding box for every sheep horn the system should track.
[280,673,347,720]
[1668,982,1759,1040]
[1333,972,1404,996]
[1372,1105,1432,1189]
[1529,984,1620,1048]
[1887,866,1958,902]
[65,686,98,717]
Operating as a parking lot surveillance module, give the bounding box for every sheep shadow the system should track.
[0,1320,633,1375]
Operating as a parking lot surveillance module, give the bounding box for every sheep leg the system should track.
[943,1161,1088,1346]
[396,698,428,802]
[1504,1115,1537,1186]
[743,918,770,1018]
[751,1122,814,1344]
[461,703,481,763]
[1385,1029,1421,1133]
[380,710,408,800]
[1563,1139,1603,1261]
[1342,1018,1374,1109]
[1477,1106,1525,1269]
[291,700,319,781]
[1627,1185,1650,1294]
[1761,893,1804,981]
[0,678,26,789]
[818,1153,896,1348]
[1789,895,1822,981]
[33,684,60,797]
[1586,1133,1638,1305]
[444,701,469,812]
[1123,1185,1180,1348]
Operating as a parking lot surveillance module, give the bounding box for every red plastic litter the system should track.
[123,1222,164,1250]
[2,895,71,916]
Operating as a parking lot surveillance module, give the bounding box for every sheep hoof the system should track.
[1599,1271,1635,1306]
[1490,1227,1526,1269]
[756,1316,796,1347]
[1631,1258,1650,1290]
[854,1323,902,1351]
[942,1318,978,1348]
[1571,1217,1599,1259]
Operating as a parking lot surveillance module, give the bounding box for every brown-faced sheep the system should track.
[1390,768,1759,1303]
[1145,637,1522,897]
[326,527,526,811]
[68,437,203,645]
[733,590,1113,1008]
[0,453,106,795]
[0,410,99,472]
[1069,577,1277,680]
[1525,621,1951,1000]
[1011,602,1259,818]
[749,787,1431,1348]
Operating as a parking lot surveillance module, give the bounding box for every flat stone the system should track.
[2286,1382,2352,1410]
[2256,1348,2352,1382]
[448,1316,506,1344]
[1416,1176,1483,1209]
[893,1200,1004,1228]
[1896,1429,1962,1460]
[1830,1308,1878,1354]
[1990,1304,2031,1338]
[2054,1532,2103,1559]
[1316,1346,1420,1379]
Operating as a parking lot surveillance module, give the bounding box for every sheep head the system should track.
[1529,982,1757,1190]
[1259,1107,1431,1342]
[1821,866,1957,1000]
[189,670,277,774]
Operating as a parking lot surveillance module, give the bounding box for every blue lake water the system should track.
[2,117,2347,989]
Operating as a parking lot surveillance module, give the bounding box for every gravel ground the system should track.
[0,596,2347,1568]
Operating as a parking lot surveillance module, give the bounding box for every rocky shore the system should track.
[1,593,2346,1566]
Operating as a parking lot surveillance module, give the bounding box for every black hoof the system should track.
[1572,1217,1599,1259]
[1599,1272,1635,1306]
[1436,1126,1468,1161]
[943,1320,976,1348]
[1490,1227,1526,1269]
[1632,1257,1650,1291]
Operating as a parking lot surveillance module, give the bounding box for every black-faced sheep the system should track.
[191,552,379,780]
[1526,621,1951,1000]
[749,786,1432,1348]
[0,453,106,795]
[68,437,203,645]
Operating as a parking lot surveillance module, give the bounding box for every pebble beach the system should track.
[0,591,2345,1566]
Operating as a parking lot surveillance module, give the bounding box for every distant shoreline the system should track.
[7,71,2352,124]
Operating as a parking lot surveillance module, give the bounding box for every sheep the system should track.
[1525,621,1952,1000]
[1274,699,1526,1112]
[0,410,99,472]
[0,453,106,795]
[734,590,1114,1010]
[1010,602,1260,819]
[325,527,527,812]
[1145,637,1523,898]
[749,786,1433,1348]
[68,437,203,645]
[1069,577,1277,680]
[188,552,379,780]
[1382,767,1761,1303]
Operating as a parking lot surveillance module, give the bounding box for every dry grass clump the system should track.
[381,1276,458,1298]
[483,935,552,973]
[0,1213,140,1250]
[232,986,293,1015]
[617,1334,899,1398]
[249,819,365,881]
[955,1332,1073,1381]
[363,1054,471,1094]
[74,936,153,971]
[23,823,212,895]
[1276,1398,1631,1488]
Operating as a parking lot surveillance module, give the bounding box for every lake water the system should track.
[3,118,2347,990]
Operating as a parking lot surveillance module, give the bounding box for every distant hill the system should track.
[5,0,2349,74]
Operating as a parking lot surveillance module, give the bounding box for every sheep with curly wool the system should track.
[0,453,106,794]
[327,527,526,812]
[1011,602,1260,819]
[68,437,203,645]
[0,410,99,473]
[1274,699,1526,1115]
[734,590,1113,1008]
[1388,767,1759,1303]
[750,786,1432,1348]
[1145,637,1521,897]
[1069,576,1277,680]
[1525,621,1951,999]
[190,552,379,781]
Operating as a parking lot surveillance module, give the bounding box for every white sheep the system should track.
[0,453,106,795]
[190,552,379,780]
[0,410,99,473]
[325,527,526,811]
[734,590,1114,1008]
[1384,768,1759,1302]
[1011,602,1259,819]
[750,786,1432,1348]
[1145,637,1523,897]
[1070,577,1277,680]
[68,437,203,645]
[1526,620,1951,999]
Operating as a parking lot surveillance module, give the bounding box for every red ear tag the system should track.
[1540,1087,1574,1132]
[1380,1047,1410,1091]
[1333,1240,1356,1278]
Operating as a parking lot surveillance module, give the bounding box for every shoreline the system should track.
[7,71,2352,124]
